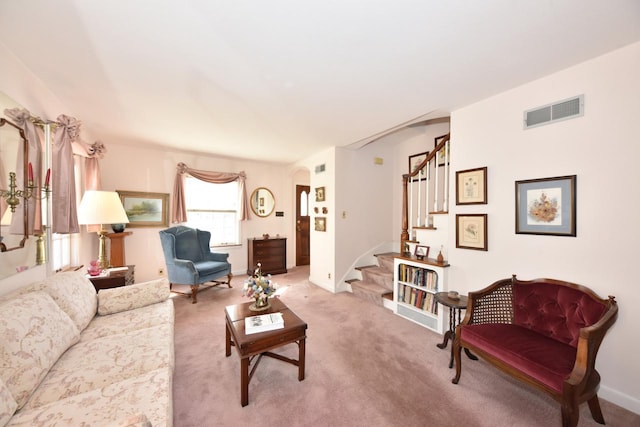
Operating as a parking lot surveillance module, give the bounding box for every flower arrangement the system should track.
[243,263,277,307]
[528,192,558,223]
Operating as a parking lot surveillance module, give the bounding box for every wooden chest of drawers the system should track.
[247,238,287,275]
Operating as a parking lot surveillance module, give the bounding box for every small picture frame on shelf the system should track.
[414,245,430,259]
[456,167,487,205]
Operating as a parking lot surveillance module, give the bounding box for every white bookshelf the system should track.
[393,256,449,334]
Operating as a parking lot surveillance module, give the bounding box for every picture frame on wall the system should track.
[515,175,576,236]
[116,190,170,228]
[408,152,429,180]
[456,167,488,205]
[434,134,449,167]
[456,214,488,251]
[315,187,325,202]
[314,217,326,232]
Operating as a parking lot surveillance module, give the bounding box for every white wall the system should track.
[99,142,296,282]
[449,41,640,412]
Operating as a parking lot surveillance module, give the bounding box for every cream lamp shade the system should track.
[77,190,129,226]
[77,190,129,269]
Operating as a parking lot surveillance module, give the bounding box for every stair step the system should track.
[359,266,393,291]
[349,279,390,307]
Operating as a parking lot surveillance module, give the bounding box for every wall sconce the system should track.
[0,164,51,213]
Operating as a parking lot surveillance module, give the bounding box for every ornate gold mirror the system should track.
[0,117,28,252]
[250,187,275,217]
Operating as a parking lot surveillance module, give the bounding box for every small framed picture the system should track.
[315,187,325,202]
[414,245,430,259]
[314,217,326,232]
[408,152,429,180]
[434,134,449,167]
[515,175,576,236]
[456,214,488,251]
[456,167,487,205]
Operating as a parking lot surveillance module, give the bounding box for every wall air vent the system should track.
[524,95,584,129]
[315,164,326,174]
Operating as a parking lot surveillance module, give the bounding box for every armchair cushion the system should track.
[173,227,203,262]
[98,279,170,316]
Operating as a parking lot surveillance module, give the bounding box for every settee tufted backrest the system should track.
[512,280,607,347]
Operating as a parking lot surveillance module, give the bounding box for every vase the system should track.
[249,296,270,312]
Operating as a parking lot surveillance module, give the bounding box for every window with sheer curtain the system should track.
[183,177,240,246]
[51,156,82,271]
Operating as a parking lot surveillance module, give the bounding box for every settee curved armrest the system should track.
[564,296,618,389]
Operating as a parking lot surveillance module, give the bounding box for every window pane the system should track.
[300,190,308,216]
[184,177,240,246]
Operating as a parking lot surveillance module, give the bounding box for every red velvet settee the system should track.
[452,275,618,427]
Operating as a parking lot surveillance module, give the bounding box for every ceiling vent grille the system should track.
[524,95,584,129]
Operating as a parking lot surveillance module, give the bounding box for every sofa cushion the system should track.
[97,278,170,316]
[41,271,98,332]
[24,323,173,409]
[461,323,577,393]
[0,377,17,427]
[0,292,80,409]
[6,368,172,427]
[81,299,174,342]
[512,282,607,347]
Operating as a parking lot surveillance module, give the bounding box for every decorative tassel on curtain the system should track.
[172,162,249,224]
[52,114,81,234]
[3,108,43,235]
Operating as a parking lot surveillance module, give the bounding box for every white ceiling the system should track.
[1,1,639,163]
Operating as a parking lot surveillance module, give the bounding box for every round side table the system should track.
[434,292,478,368]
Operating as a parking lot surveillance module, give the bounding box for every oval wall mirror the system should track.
[250,187,275,217]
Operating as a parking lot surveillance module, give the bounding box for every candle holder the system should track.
[0,170,51,213]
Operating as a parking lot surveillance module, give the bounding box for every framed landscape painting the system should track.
[117,190,170,228]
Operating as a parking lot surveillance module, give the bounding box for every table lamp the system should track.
[77,190,129,269]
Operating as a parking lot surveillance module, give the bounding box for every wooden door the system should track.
[295,185,310,266]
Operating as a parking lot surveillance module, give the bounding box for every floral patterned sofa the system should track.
[0,271,174,426]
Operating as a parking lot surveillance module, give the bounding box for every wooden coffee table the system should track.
[225,298,307,406]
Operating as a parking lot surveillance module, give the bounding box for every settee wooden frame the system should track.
[452,275,618,427]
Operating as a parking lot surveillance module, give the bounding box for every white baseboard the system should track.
[600,385,640,415]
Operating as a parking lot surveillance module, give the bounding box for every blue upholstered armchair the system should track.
[159,225,232,303]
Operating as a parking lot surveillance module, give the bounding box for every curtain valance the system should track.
[171,162,249,224]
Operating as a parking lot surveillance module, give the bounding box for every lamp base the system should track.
[97,229,110,269]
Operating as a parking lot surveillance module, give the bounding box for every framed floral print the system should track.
[515,175,576,236]
[456,167,487,205]
[456,214,488,251]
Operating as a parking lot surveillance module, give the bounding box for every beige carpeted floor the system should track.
[172,266,638,427]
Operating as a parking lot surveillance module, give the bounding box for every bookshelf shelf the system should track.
[393,256,448,334]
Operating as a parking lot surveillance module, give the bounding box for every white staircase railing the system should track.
[401,133,450,254]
